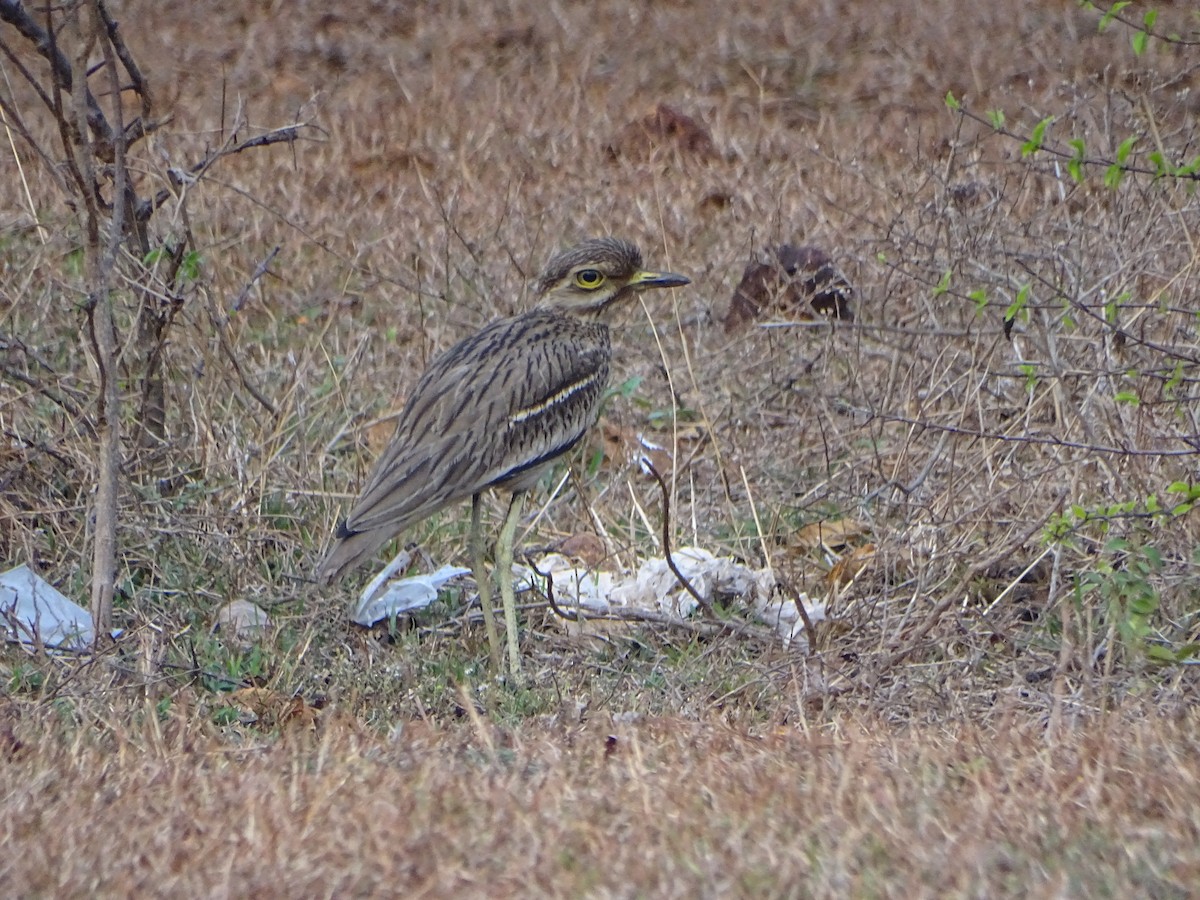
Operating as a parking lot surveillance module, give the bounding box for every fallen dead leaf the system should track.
[724,244,855,331]
[606,103,718,161]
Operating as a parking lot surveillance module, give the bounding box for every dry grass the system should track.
[2,696,1200,897]
[2,698,1198,897]
[3,0,1200,893]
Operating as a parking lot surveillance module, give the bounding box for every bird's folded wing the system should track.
[342,312,610,536]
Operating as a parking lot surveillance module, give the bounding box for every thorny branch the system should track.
[0,0,113,145]
[138,125,312,222]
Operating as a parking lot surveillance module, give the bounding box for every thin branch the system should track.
[96,0,150,121]
[85,0,127,638]
[206,280,279,418]
[1085,2,1200,48]
[853,408,1200,458]
[0,0,114,147]
[528,556,578,622]
[228,245,280,314]
[137,125,314,222]
[642,458,774,643]
[956,106,1200,182]
[0,363,94,431]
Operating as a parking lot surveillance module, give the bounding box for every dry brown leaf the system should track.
[828,543,877,587]
[228,688,318,731]
[554,533,609,569]
[601,423,674,479]
[724,244,855,331]
[365,416,399,456]
[792,518,870,555]
[606,103,718,161]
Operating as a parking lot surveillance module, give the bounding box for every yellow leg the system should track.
[496,492,525,677]
[470,494,502,672]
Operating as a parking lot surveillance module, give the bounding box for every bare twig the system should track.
[641,458,774,644]
[137,125,313,222]
[95,1,151,122]
[206,288,279,418]
[856,409,1200,458]
[528,557,578,622]
[228,245,280,314]
[0,362,93,430]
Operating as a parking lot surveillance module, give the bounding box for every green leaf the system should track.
[1165,361,1184,396]
[987,109,1005,130]
[1005,283,1031,323]
[1021,117,1054,157]
[1113,390,1139,406]
[612,375,644,399]
[1067,138,1087,183]
[968,288,988,314]
[933,269,952,296]
[1132,29,1148,55]
[1146,645,1181,663]
[1116,135,1137,163]
[1019,363,1038,391]
[1128,595,1158,617]
[1098,1,1131,31]
[1174,643,1200,662]
[945,91,960,110]
[181,249,202,282]
[1104,164,1124,189]
[1143,9,1158,30]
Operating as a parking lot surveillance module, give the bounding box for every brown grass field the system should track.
[3,0,1200,895]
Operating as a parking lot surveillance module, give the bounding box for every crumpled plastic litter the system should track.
[349,545,827,650]
[1,564,96,651]
[515,546,826,649]
[350,563,472,627]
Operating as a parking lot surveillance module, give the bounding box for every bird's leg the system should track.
[470,493,502,672]
[496,491,526,677]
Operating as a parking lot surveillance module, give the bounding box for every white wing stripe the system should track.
[510,370,604,424]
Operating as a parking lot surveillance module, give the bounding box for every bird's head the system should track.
[534,237,689,318]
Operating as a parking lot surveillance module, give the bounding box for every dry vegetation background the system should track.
[3,0,1200,895]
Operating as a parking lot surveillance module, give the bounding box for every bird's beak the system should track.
[628,269,690,290]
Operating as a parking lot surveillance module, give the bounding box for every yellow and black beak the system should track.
[627,269,691,290]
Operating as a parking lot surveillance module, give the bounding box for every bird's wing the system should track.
[341,311,610,536]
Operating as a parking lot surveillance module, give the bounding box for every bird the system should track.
[723,243,854,331]
[318,237,690,676]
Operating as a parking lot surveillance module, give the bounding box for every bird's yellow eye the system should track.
[574,268,605,289]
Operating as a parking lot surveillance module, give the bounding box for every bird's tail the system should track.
[315,526,391,585]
